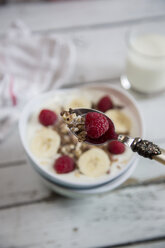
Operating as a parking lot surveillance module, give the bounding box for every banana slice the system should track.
[30,128,61,159]
[78,148,110,177]
[66,97,92,110]
[105,109,131,133]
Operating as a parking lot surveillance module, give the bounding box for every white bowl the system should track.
[19,84,143,190]
[40,158,138,198]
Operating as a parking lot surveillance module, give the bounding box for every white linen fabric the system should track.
[0,20,76,141]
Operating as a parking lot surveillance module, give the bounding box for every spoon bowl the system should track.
[69,108,118,145]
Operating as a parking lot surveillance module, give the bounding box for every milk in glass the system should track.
[126,34,165,94]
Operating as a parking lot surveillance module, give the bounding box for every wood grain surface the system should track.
[1,184,165,248]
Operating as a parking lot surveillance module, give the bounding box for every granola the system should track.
[60,109,87,142]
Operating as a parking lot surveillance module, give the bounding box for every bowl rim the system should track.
[40,158,138,198]
[28,153,137,190]
[19,83,144,189]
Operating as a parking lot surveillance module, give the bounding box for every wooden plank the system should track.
[0,0,165,34]
[1,139,165,208]
[0,183,165,248]
[0,127,25,165]
[0,161,50,208]
[121,240,165,248]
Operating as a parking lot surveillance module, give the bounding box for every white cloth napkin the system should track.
[0,20,76,142]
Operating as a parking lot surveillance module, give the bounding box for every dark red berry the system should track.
[85,112,109,139]
[39,109,57,126]
[97,95,113,112]
[108,140,125,154]
[86,117,117,144]
[104,118,118,141]
[54,155,75,174]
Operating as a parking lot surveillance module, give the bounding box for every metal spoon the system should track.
[69,108,165,165]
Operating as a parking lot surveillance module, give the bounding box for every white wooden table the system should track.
[1,1,165,247]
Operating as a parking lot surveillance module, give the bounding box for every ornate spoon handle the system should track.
[118,135,165,165]
[153,150,165,165]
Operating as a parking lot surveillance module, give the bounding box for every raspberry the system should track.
[39,109,57,126]
[85,112,109,139]
[54,155,75,174]
[108,140,125,154]
[97,95,113,112]
[105,118,118,141]
[86,117,117,144]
